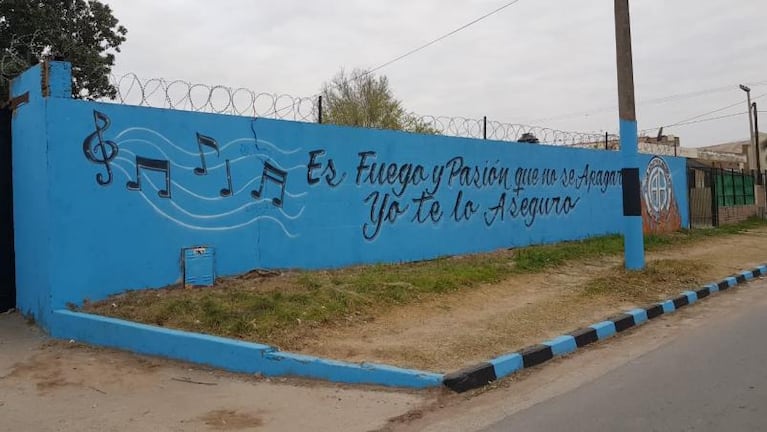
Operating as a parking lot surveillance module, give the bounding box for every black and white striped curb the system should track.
[443,264,767,393]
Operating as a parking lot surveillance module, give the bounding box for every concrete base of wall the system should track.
[718,205,758,225]
[756,186,765,207]
[49,310,443,389]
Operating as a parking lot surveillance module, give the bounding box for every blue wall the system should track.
[11,64,53,325]
[12,63,690,320]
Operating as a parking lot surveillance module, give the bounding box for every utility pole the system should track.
[614,0,645,270]
[740,85,755,170]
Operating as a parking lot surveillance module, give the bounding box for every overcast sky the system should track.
[105,0,767,147]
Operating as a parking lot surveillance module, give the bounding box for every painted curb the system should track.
[47,264,767,391]
[51,310,443,389]
[442,264,767,393]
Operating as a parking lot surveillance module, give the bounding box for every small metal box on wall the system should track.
[183,247,216,287]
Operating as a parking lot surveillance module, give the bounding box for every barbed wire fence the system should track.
[1,31,84,103]
[109,72,319,121]
[0,32,693,153]
[0,32,690,154]
[5,55,622,147]
[635,139,682,157]
[107,72,619,147]
[1,32,49,102]
[413,114,619,147]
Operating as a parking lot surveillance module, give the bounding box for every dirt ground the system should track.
[297,228,767,371]
[0,313,431,432]
[4,231,766,431]
[82,227,767,374]
[382,277,767,432]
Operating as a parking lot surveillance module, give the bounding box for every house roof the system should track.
[698,132,767,154]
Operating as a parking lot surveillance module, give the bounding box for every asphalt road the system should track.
[482,281,767,432]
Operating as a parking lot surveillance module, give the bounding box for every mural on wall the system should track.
[641,156,681,234]
[8,62,692,319]
[82,111,307,238]
[69,101,690,311]
[306,150,621,241]
[84,114,627,243]
[83,109,686,243]
[82,109,637,246]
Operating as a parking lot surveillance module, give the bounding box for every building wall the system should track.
[718,205,759,225]
[10,63,690,324]
[10,64,54,326]
[755,185,765,209]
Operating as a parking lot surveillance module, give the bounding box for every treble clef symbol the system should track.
[83,110,119,186]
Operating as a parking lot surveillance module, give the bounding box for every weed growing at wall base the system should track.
[581,260,704,302]
[84,218,767,351]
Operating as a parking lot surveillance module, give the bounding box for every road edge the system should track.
[443,265,766,392]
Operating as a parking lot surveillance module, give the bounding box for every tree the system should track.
[0,0,127,102]
[320,68,437,134]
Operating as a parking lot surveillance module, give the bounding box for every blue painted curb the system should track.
[51,310,443,389]
[626,308,648,325]
[443,264,767,393]
[544,335,578,356]
[590,321,617,339]
[48,264,766,392]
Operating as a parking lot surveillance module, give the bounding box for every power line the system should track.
[662,112,748,129]
[640,92,767,133]
[271,1,525,116]
[647,80,767,105]
[362,0,523,77]
[669,96,759,126]
[527,81,767,124]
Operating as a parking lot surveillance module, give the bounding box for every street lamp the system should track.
[740,84,755,170]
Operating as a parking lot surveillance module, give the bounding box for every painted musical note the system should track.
[251,162,287,208]
[82,110,119,186]
[195,133,233,198]
[194,133,219,176]
[126,156,172,198]
[220,159,233,197]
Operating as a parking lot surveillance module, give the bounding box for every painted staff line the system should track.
[110,163,302,237]
[115,127,301,155]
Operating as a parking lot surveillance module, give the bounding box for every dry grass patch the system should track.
[84,235,631,349]
[83,219,767,369]
[384,259,706,370]
[581,259,705,303]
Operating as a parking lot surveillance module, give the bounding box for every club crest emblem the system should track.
[642,156,674,223]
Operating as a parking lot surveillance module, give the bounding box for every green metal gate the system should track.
[714,169,755,206]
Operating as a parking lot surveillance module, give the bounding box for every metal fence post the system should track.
[317,96,323,124]
[710,169,719,226]
[751,169,756,203]
[754,102,761,174]
[741,169,747,205]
